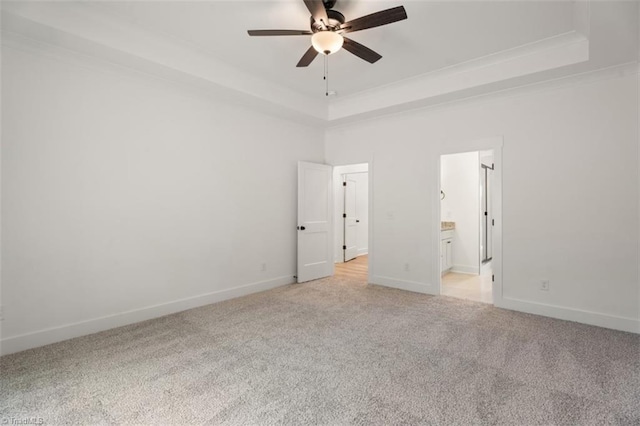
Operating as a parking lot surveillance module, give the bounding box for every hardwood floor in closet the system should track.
[335,255,368,283]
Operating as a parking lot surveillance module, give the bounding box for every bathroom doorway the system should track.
[439,150,494,304]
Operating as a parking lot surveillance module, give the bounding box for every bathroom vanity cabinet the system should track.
[441,229,454,274]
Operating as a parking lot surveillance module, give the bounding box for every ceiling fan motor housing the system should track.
[323,0,338,9]
[247,1,408,67]
[310,9,345,32]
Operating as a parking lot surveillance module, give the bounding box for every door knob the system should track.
[298,226,306,230]
[356,220,360,223]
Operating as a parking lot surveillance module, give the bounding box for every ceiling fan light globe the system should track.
[311,31,344,55]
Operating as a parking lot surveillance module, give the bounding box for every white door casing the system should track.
[436,137,503,303]
[480,162,494,263]
[343,178,358,262]
[487,166,493,260]
[297,161,334,283]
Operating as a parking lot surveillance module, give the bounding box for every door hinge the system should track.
[484,211,488,216]
[343,213,347,218]
[343,245,347,250]
[492,163,495,169]
[492,219,495,226]
[492,274,495,282]
[343,181,347,186]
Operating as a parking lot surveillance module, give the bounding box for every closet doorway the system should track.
[333,164,369,272]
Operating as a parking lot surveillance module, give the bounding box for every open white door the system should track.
[297,161,333,283]
[343,178,358,262]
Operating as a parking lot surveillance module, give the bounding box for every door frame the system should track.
[434,137,503,306]
[331,159,374,284]
[334,164,368,263]
[480,161,495,264]
[342,175,360,262]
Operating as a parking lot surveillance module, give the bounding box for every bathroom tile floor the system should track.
[441,263,492,304]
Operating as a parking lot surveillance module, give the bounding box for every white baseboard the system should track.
[357,249,368,257]
[496,297,640,334]
[371,275,435,295]
[0,275,294,356]
[451,265,479,275]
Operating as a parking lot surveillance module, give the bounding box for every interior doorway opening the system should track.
[333,163,369,281]
[439,150,494,304]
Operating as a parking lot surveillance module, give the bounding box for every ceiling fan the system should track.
[247,0,408,67]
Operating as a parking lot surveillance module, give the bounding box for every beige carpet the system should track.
[1,276,639,425]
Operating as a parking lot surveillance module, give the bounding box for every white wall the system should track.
[326,71,639,333]
[441,151,480,274]
[0,44,324,354]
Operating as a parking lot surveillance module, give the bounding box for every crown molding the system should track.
[0,5,328,126]
[1,1,636,128]
[326,61,639,129]
[328,31,589,121]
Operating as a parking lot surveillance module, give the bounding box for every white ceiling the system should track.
[89,1,577,98]
[2,1,638,124]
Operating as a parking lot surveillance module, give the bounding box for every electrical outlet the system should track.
[261,263,267,272]
[540,280,550,291]
[404,263,410,272]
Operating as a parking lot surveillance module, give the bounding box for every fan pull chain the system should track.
[324,54,329,96]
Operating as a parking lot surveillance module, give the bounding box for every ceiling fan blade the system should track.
[342,37,382,64]
[296,46,319,67]
[339,6,407,34]
[248,29,313,36]
[303,0,329,26]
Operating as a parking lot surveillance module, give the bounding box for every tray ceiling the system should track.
[1,1,637,125]
[91,1,577,97]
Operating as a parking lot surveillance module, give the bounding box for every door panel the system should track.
[298,162,333,283]
[480,166,487,262]
[486,168,493,260]
[343,178,358,262]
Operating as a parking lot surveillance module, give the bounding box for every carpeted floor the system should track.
[1,276,639,425]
